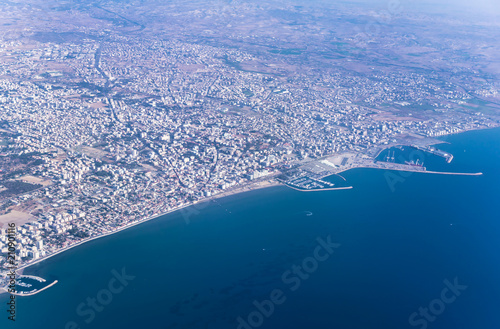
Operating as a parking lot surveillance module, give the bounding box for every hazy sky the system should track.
[418,0,499,13]
[344,0,500,16]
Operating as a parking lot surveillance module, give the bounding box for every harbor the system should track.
[411,144,454,163]
[1,275,58,297]
[280,176,353,192]
[278,141,483,192]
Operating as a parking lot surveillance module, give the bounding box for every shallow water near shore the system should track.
[1,127,500,329]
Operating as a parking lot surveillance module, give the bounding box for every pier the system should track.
[411,145,454,163]
[280,176,352,191]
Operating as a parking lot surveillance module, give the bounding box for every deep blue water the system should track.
[1,127,500,329]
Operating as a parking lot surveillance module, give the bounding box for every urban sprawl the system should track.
[0,0,499,285]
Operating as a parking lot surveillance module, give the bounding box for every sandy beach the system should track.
[1,127,493,297]
[4,177,282,281]
[3,159,483,287]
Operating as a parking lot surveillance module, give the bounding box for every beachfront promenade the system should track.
[1,144,484,296]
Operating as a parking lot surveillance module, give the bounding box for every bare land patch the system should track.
[14,175,52,187]
[0,210,35,227]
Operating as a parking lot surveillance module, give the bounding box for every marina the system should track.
[0,127,499,329]
[1,275,58,296]
[280,176,353,191]
[280,142,483,191]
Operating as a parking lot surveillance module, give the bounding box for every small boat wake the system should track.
[305,211,313,216]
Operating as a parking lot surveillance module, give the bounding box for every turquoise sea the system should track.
[2,127,500,329]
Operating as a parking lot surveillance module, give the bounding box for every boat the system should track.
[405,159,424,167]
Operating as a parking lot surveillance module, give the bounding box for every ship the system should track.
[385,150,395,162]
[405,159,424,167]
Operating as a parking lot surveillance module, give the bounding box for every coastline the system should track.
[0,159,482,297]
[3,126,497,295]
[10,178,283,277]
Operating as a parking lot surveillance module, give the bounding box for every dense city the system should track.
[0,0,499,285]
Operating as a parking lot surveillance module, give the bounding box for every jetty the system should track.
[411,145,454,163]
